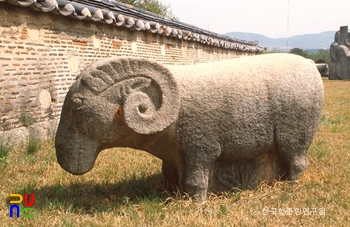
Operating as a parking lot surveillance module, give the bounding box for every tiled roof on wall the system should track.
[0,0,265,52]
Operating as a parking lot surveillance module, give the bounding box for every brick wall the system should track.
[0,5,256,133]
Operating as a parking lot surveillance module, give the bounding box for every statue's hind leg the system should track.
[286,153,308,180]
[274,129,312,180]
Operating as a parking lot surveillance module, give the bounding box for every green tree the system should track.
[264,47,284,54]
[118,0,178,20]
[307,49,330,65]
[290,48,308,58]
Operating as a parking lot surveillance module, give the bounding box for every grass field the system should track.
[1,79,349,226]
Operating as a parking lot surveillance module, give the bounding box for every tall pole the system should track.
[287,0,290,51]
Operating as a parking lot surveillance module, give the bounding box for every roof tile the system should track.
[0,0,265,52]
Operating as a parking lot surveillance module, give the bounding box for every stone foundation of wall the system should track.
[0,118,58,146]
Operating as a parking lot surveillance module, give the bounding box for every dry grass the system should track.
[1,79,349,226]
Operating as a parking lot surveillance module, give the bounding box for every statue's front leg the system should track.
[181,161,211,201]
[179,144,221,201]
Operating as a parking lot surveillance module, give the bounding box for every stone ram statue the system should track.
[55,54,324,201]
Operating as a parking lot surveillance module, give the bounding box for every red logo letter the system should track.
[23,194,35,207]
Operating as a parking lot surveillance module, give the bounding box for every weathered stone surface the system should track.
[0,119,58,146]
[55,54,324,200]
[38,89,52,110]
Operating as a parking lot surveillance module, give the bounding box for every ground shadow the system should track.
[9,173,166,214]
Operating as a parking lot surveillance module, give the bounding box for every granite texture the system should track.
[55,54,324,200]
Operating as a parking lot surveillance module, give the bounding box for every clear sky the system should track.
[164,0,349,38]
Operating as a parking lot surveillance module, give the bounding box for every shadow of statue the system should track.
[7,173,165,214]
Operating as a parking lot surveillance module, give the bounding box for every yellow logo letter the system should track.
[9,194,23,204]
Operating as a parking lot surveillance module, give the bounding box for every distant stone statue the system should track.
[315,63,329,77]
[329,26,350,80]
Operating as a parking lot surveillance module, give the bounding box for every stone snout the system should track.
[55,127,100,175]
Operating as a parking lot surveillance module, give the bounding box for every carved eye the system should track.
[138,104,148,114]
[72,97,84,110]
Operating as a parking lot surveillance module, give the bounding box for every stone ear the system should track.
[121,60,180,135]
[114,106,123,124]
[86,57,180,135]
